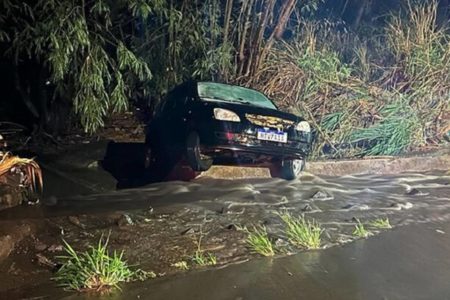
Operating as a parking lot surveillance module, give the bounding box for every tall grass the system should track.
[246,1,449,159]
[369,218,392,229]
[279,213,323,249]
[385,0,450,145]
[54,237,152,292]
[244,225,275,257]
[192,251,217,266]
[353,219,372,238]
[349,100,421,156]
[191,225,217,267]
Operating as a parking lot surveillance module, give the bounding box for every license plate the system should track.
[257,130,288,143]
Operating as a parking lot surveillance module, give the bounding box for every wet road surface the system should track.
[83,220,450,300]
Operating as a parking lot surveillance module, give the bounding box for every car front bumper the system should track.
[198,122,311,160]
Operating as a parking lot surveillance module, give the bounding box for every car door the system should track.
[160,86,191,150]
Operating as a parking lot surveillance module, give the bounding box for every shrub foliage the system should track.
[0,0,448,156]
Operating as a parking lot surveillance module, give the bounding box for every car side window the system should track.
[156,84,192,119]
[158,92,175,115]
[166,86,187,109]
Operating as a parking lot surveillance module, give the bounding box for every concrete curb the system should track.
[308,154,450,176]
[201,154,450,179]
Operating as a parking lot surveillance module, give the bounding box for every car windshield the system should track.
[197,82,277,110]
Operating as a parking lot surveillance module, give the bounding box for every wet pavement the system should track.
[92,220,450,300]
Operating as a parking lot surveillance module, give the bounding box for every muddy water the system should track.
[1,170,450,299]
[54,170,450,236]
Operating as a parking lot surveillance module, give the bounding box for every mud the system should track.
[1,169,450,298]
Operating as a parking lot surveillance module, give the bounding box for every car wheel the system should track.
[270,159,305,180]
[186,131,213,172]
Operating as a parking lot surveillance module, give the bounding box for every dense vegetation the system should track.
[0,0,449,158]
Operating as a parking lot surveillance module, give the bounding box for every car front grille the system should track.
[245,114,295,131]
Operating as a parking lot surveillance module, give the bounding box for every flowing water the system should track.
[54,170,450,236]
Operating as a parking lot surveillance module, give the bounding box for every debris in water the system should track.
[405,186,421,195]
[390,202,413,210]
[342,204,370,211]
[311,190,333,200]
[302,204,313,212]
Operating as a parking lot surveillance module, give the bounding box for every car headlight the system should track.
[214,108,240,122]
[295,121,311,132]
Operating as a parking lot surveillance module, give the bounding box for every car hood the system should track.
[210,101,303,123]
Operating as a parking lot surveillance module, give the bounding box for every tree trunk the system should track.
[273,0,297,40]
[246,0,275,77]
[257,0,298,74]
[223,0,234,44]
[237,0,254,76]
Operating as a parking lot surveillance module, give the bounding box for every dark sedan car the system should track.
[145,81,312,180]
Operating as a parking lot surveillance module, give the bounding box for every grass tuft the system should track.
[172,261,189,270]
[191,223,217,267]
[369,218,392,229]
[191,251,217,266]
[279,213,323,249]
[243,225,275,257]
[54,236,153,292]
[353,219,372,238]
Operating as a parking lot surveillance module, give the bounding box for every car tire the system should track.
[270,159,305,180]
[186,131,213,172]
